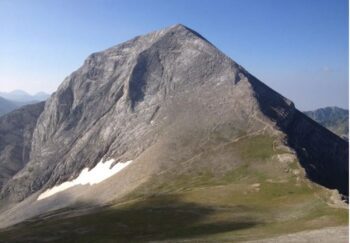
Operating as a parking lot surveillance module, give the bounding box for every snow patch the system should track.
[37,159,133,200]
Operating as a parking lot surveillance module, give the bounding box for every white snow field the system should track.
[37,159,133,200]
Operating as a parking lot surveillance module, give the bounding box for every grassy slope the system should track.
[0,135,347,242]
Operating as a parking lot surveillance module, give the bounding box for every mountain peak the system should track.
[164,23,209,42]
[167,23,197,33]
[9,89,29,95]
[167,23,188,30]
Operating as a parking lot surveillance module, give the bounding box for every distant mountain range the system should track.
[0,90,50,116]
[304,107,348,139]
[0,90,50,103]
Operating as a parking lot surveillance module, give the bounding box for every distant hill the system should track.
[0,90,50,103]
[304,107,348,139]
[0,97,18,116]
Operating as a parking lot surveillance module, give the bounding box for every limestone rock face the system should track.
[0,24,347,209]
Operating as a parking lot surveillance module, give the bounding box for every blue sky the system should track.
[0,0,348,110]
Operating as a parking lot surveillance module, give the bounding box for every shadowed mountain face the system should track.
[0,102,45,190]
[0,24,347,231]
[304,107,348,139]
[247,76,348,196]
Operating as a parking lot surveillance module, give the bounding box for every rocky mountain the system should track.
[0,25,347,242]
[0,97,18,117]
[304,107,348,139]
[0,90,50,103]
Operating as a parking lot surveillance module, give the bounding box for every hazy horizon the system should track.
[0,0,348,110]
[0,89,51,95]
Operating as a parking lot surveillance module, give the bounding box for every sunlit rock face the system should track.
[2,24,264,202]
